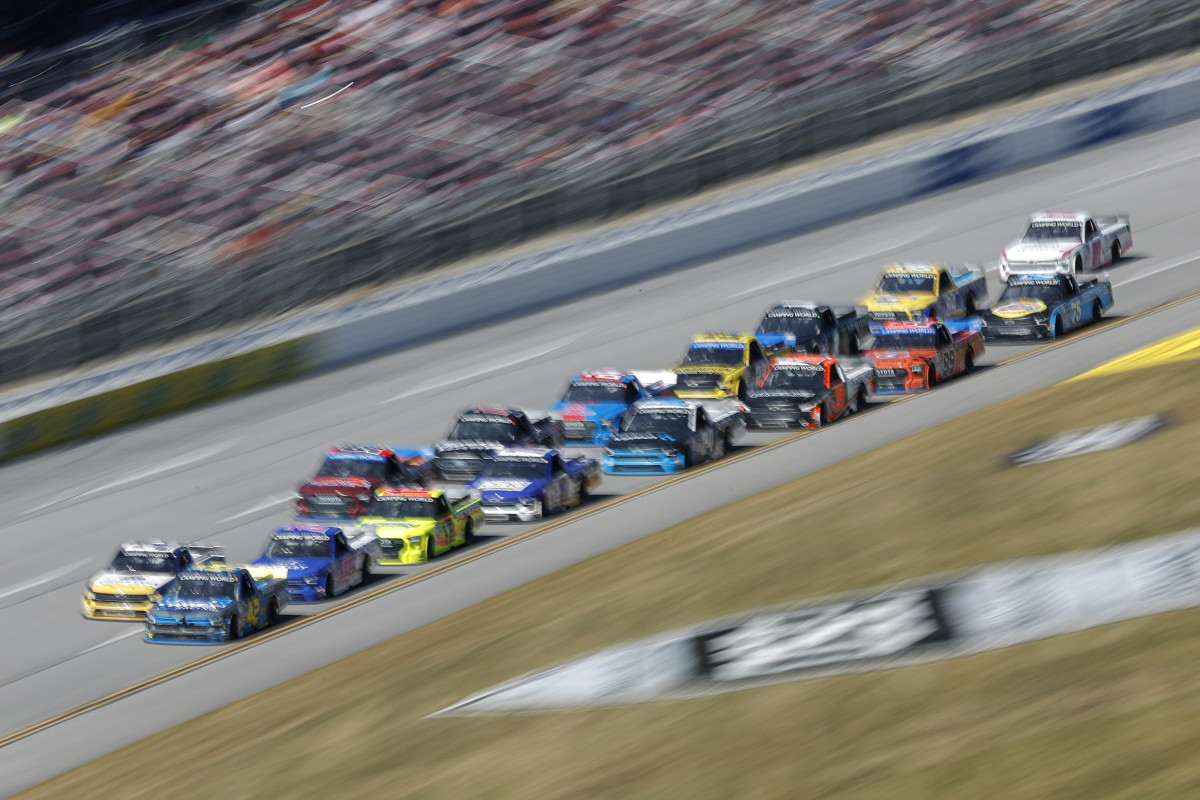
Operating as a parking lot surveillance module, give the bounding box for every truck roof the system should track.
[881,263,941,275]
[1029,210,1089,222]
[117,540,184,554]
[571,370,631,383]
[325,444,393,460]
[273,525,341,539]
[492,447,554,460]
[870,320,940,335]
[771,353,837,367]
[374,486,443,499]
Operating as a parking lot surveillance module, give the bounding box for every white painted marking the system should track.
[0,560,91,600]
[730,228,938,299]
[219,495,294,523]
[1081,150,1200,192]
[300,82,353,109]
[1114,251,1200,287]
[21,439,238,517]
[382,330,590,403]
[78,629,142,656]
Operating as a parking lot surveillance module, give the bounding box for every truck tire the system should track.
[1111,241,1122,264]
[1093,300,1103,322]
[268,599,280,625]
[1054,316,1064,338]
[966,293,977,315]
[964,350,975,374]
[361,556,374,583]
[325,574,337,599]
[1074,255,1083,274]
[926,362,938,387]
[229,614,243,640]
[464,521,476,545]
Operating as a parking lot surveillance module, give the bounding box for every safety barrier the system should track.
[4,58,1200,460]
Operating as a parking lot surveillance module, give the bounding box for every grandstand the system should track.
[0,0,1196,382]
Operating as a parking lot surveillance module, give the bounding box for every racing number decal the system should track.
[940,349,955,377]
[246,597,261,629]
[1090,240,1101,267]
[1068,300,1082,327]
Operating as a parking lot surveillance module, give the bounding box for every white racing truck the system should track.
[999,211,1132,281]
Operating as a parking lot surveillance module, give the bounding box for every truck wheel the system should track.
[1054,316,1064,338]
[964,351,975,374]
[325,574,337,599]
[361,557,374,583]
[848,390,860,415]
[268,599,279,626]
[926,363,937,387]
[424,539,434,561]
[464,521,475,545]
[229,614,243,640]
[1074,255,1083,274]
[1092,300,1103,322]
[712,436,725,460]
[848,332,860,354]
[966,293,977,315]
[1111,241,1122,264]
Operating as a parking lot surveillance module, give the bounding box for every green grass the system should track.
[21,358,1200,800]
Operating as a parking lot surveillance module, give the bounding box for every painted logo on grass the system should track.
[435,527,1200,715]
[1007,415,1164,467]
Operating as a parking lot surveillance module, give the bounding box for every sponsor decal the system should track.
[766,307,821,318]
[436,526,1200,715]
[991,300,1047,318]
[1007,415,1165,466]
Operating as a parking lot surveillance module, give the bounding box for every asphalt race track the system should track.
[4,114,1200,795]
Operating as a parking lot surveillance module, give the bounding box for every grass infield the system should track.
[21,358,1200,800]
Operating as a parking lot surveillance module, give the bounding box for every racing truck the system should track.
[672,333,770,400]
[999,211,1132,281]
[468,447,602,522]
[82,541,225,621]
[550,371,667,446]
[603,398,745,474]
[433,407,564,482]
[864,320,985,393]
[744,354,876,429]
[754,302,868,357]
[144,565,289,644]
[359,486,484,564]
[295,444,435,523]
[249,525,381,602]
[860,263,987,322]
[980,273,1114,341]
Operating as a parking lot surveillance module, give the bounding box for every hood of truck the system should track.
[362,518,437,539]
[298,476,376,494]
[552,400,627,424]
[471,478,548,502]
[989,299,1048,319]
[88,571,173,595]
[1004,240,1077,262]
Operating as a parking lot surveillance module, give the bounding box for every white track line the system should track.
[382,331,590,403]
[219,494,294,524]
[0,559,90,600]
[730,227,939,299]
[22,439,238,517]
[77,629,142,656]
[1114,251,1200,287]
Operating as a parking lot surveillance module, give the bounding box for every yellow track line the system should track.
[4,285,1200,750]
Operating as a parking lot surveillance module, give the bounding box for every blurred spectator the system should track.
[0,0,1185,332]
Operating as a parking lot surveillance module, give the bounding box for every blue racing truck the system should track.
[144,565,289,644]
[250,525,381,602]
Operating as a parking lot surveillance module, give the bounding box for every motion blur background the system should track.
[1,0,1199,384]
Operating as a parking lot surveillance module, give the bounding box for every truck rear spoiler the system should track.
[187,543,226,565]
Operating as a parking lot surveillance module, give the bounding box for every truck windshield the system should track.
[561,381,629,403]
[1022,222,1080,242]
[168,578,237,600]
[871,332,937,350]
[481,459,546,480]
[877,274,935,294]
[367,496,438,518]
[998,282,1065,304]
[757,315,822,337]
[761,365,826,390]
[624,410,691,436]
[317,457,387,480]
[446,421,519,443]
[110,553,176,573]
[264,538,329,559]
[682,345,743,366]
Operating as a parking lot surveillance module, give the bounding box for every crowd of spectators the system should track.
[0,0,1182,333]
